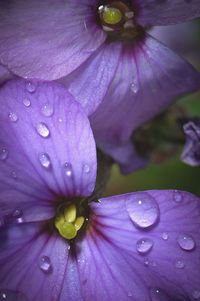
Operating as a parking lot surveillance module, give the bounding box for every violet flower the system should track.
[0,0,200,172]
[181,120,200,166]
[1,79,200,301]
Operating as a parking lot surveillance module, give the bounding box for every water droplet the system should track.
[11,171,17,179]
[36,122,50,138]
[39,256,52,273]
[126,193,159,229]
[175,260,185,269]
[87,183,94,193]
[150,288,168,301]
[58,117,63,123]
[83,164,90,174]
[12,208,23,218]
[64,162,72,177]
[25,81,36,93]
[0,289,27,301]
[8,112,18,122]
[162,232,169,240]
[136,238,154,254]
[39,153,51,169]
[130,81,138,94]
[144,258,149,267]
[177,234,195,251]
[23,98,31,107]
[0,148,8,161]
[41,103,54,117]
[173,190,182,203]
[192,290,200,300]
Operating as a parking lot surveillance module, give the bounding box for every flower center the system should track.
[98,0,140,39]
[54,204,85,240]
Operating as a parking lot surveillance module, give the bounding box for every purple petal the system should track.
[82,190,200,300]
[0,65,12,86]
[181,120,200,166]
[90,34,200,170]
[0,0,105,80]
[0,79,96,223]
[135,0,200,26]
[0,222,70,301]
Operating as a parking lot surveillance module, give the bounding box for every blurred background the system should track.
[106,19,200,197]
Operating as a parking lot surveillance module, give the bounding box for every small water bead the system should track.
[39,256,52,274]
[39,153,51,169]
[130,81,138,94]
[41,103,54,117]
[162,232,169,240]
[83,164,90,174]
[177,234,195,251]
[175,260,185,269]
[25,81,36,93]
[192,290,200,300]
[11,171,17,179]
[23,98,31,107]
[0,289,27,301]
[126,193,159,229]
[0,148,8,161]
[173,190,183,203]
[36,122,50,138]
[144,258,149,267]
[150,288,168,301]
[58,117,63,123]
[136,238,154,255]
[8,112,18,123]
[64,162,73,177]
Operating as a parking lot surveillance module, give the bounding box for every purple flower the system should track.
[181,119,200,166]
[1,79,200,301]
[0,0,200,172]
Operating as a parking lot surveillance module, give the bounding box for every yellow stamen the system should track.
[59,222,77,240]
[102,7,122,25]
[74,216,85,231]
[64,204,76,223]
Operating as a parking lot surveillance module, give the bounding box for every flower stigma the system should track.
[54,204,85,240]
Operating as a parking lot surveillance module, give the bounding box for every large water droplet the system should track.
[175,260,185,269]
[192,290,200,300]
[23,98,31,107]
[136,238,154,254]
[177,234,195,251]
[39,256,52,273]
[150,288,168,301]
[41,103,54,117]
[39,153,51,169]
[36,122,50,138]
[25,81,36,93]
[8,112,18,123]
[126,193,159,229]
[64,162,72,177]
[0,148,8,161]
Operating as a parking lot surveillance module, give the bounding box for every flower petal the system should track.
[0,0,105,80]
[90,34,200,171]
[0,65,12,86]
[0,79,96,223]
[0,222,70,301]
[181,120,200,166]
[78,190,200,301]
[135,0,200,26]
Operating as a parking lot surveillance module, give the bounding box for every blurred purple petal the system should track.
[0,0,105,80]
[0,79,97,222]
[90,34,200,169]
[86,190,200,300]
[0,65,12,86]
[135,0,200,26]
[181,120,200,166]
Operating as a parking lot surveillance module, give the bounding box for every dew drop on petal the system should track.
[39,153,51,169]
[83,164,90,174]
[41,103,54,117]
[192,290,200,300]
[25,81,36,93]
[11,171,17,180]
[8,112,18,122]
[136,238,154,254]
[175,260,185,269]
[23,98,31,107]
[64,162,73,177]
[126,193,159,229]
[58,117,63,123]
[177,234,195,251]
[150,288,168,301]
[39,256,52,274]
[162,232,169,240]
[173,190,183,203]
[36,122,50,138]
[130,81,138,94]
[144,258,149,267]
[0,289,27,301]
[12,208,23,218]
[0,148,8,161]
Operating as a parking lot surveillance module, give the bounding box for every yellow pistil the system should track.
[102,6,122,25]
[55,204,85,240]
